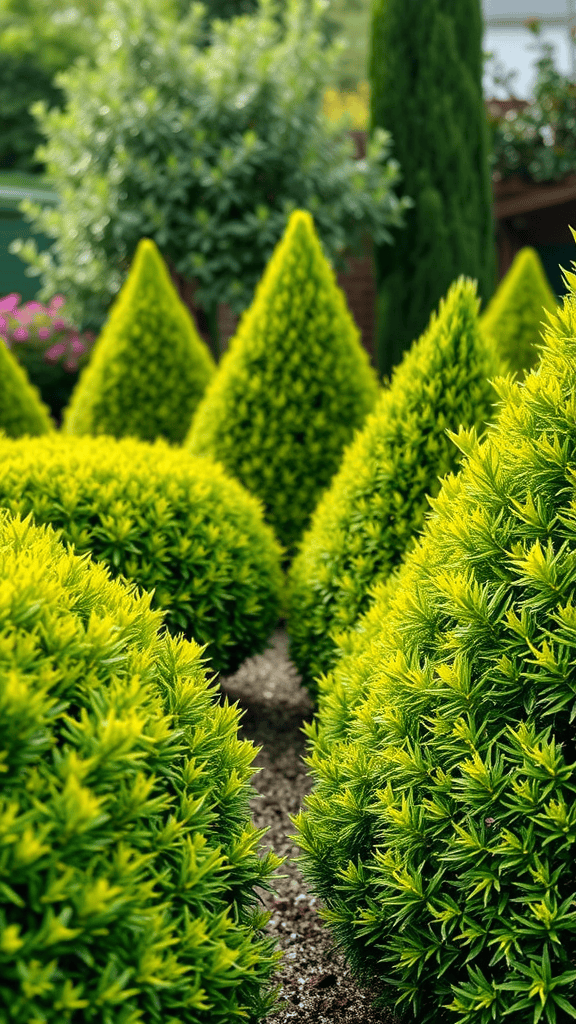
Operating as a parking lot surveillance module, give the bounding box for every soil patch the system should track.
[220,628,398,1024]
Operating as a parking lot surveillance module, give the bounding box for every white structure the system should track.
[483,0,575,98]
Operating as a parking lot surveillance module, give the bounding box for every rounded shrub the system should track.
[0,330,53,437]
[187,209,379,557]
[0,434,283,674]
[64,238,215,443]
[295,278,576,1022]
[0,510,280,1023]
[480,246,557,375]
[287,277,501,698]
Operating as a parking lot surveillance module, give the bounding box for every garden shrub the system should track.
[0,510,280,1023]
[187,208,379,557]
[0,328,53,436]
[480,246,557,375]
[369,0,494,376]
[64,238,215,442]
[295,269,576,1023]
[15,0,410,352]
[0,433,283,674]
[287,277,500,699]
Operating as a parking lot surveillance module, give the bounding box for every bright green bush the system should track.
[0,333,52,436]
[64,238,215,442]
[0,434,283,674]
[480,246,558,375]
[187,208,379,557]
[295,272,576,1023]
[287,277,500,699]
[0,510,280,1023]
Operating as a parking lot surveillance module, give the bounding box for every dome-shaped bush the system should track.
[187,209,379,557]
[287,277,500,698]
[0,511,280,1023]
[480,246,557,375]
[0,434,282,674]
[64,238,215,442]
[0,333,52,436]
[295,278,576,1022]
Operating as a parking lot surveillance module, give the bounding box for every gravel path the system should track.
[220,628,397,1024]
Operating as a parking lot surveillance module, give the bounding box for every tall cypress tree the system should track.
[369,0,495,377]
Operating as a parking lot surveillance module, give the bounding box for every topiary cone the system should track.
[63,237,215,442]
[187,209,379,557]
[480,245,557,375]
[294,258,576,1023]
[287,276,501,699]
[0,337,52,436]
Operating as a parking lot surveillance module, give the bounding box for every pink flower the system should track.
[45,341,66,361]
[38,327,52,340]
[24,301,45,314]
[49,295,65,311]
[71,337,86,354]
[0,294,20,313]
[13,327,28,341]
[16,307,33,326]
[52,318,68,331]
[0,317,5,333]
[63,359,78,372]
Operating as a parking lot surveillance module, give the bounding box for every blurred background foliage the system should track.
[0,0,372,172]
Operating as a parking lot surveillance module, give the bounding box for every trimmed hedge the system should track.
[187,209,379,557]
[0,334,52,437]
[480,246,557,375]
[64,238,215,442]
[287,277,500,698]
[0,434,283,674]
[0,511,280,1023]
[295,271,576,1023]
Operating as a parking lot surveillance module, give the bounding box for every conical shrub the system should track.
[187,209,379,557]
[0,511,280,1023]
[287,277,501,698]
[295,269,576,1023]
[480,246,557,375]
[64,237,215,442]
[0,433,283,675]
[0,337,52,436]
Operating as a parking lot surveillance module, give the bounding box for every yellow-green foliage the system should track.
[0,434,283,674]
[322,82,370,129]
[187,209,379,556]
[0,337,52,436]
[0,511,280,1024]
[480,246,557,374]
[295,274,576,1023]
[64,237,215,442]
[287,278,500,698]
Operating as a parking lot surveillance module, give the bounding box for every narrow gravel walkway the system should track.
[220,628,397,1024]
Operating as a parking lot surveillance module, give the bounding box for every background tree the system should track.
[15,0,409,359]
[369,0,495,377]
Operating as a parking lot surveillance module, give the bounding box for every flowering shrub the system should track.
[0,292,94,420]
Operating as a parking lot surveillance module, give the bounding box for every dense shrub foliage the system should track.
[188,209,379,557]
[287,277,500,699]
[64,238,214,442]
[369,0,494,375]
[16,0,409,348]
[0,511,280,1023]
[295,276,576,1023]
[480,247,557,375]
[0,434,283,674]
[0,329,53,436]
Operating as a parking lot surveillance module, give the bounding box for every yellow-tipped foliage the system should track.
[287,277,500,699]
[480,246,557,374]
[187,209,379,556]
[64,237,215,442]
[0,338,52,436]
